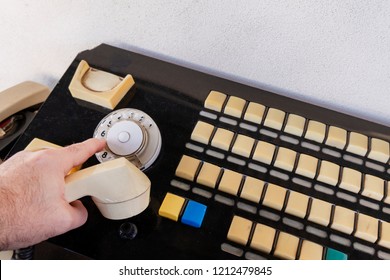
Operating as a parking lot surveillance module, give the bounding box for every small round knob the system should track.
[119,222,138,240]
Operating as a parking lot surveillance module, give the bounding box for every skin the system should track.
[0,138,106,250]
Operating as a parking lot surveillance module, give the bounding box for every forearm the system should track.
[0,184,16,250]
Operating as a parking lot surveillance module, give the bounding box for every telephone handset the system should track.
[24,138,151,220]
[0,81,50,160]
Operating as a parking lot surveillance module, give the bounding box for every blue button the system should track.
[181,200,207,228]
[325,248,348,260]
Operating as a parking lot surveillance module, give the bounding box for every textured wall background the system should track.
[0,0,389,125]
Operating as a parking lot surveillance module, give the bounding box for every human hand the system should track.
[0,138,106,250]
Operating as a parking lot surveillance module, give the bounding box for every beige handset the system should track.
[25,138,151,220]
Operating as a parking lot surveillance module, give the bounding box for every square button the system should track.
[181,200,207,228]
[244,102,265,124]
[305,120,326,143]
[224,96,246,118]
[362,174,384,201]
[227,215,252,246]
[378,221,390,249]
[262,183,287,211]
[204,90,227,112]
[232,134,255,158]
[354,213,378,243]
[284,114,306,137]
[326,126,347,149]
[317,160,340,186]
[250,223,276,254]
[368,138,390,163]
[274,147,297,172]
[339,167,362,193]
[218,169,243,196]
[347,132,368,156]
[325,248,348,260]
[175,155,201,181]
[264,108,286,130]
[191,121,215,145]
[285,191,309,219]
[308,198,332,227]
[211,127,234,151]
[299,240,323,260]
[158,193,186,222]
[252,141,276,165]
[196,162,221,188]
[240,176,265,203]
[274,231,299,260]
[296,154,318,179]
[331,206,355,235]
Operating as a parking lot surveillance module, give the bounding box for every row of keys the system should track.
[158,192,207,228]
[226,215,347,260]
[175,155,390,248]
[204,90,390,164]
[191,120,389,203]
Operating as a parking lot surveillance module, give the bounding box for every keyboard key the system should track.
[331,206,355,234]
[317,160,340,186]
[362,174,384,201]
[339,167,362,193]
[218,169,243,196]
[243,102,265,124]
[354,213,378,243]
[285,191,309,219]
[274,231,299,260]
[305,120,326,143]
[262,183,287,211]
[263,108,285,130]
[204,90,227,112]
[191,121,214,145]
[250,223,276,254]
[274,147,297,172]
[175,155,201,181]
[346,132,368,156]
[196,162,221,188]
[325,248,348,260]
[308,198,332,226]
[181,200,207,228]
[158,193,186,221]
[296,154,318,179]
[252,141,276,165]
[368,138,390,163]
[299,240,323,260]
[240,176,265,203]
[224,96,246,118]
[326,126,347,149]
[284,114,306,137]
[232,134,255,158]
[211,127,234,151]
[227,215,252,246]
[378,221,390,249]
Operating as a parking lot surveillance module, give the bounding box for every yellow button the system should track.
[218,169,243,196]
[250,223,276,254]
[274,231,299,260]
[240,176,265,203]
[204,90,227,112]
[262,183,287,211]
[285,191,309,219]
[175,155,201,181]
[227,215,252,246]
[158,193,185,222]
[299,240,323,260]
[308,198,332,227]
[196,162,221,188]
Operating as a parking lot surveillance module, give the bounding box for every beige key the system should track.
[284,114,306,137]
[317,160,340,186]
[354,213,378,243]
[368,138,390,163]
[262,183,287,211]
[263,108,286,130]
[378,221,390,249]
[211,127,234,151]
[326,126,347,149]
[347,132,368,156]
[274,147,297,172]
[204,90,227,112]
[224,96,246,118]
[196,162,221,188]
[244,102,265,124]
[339,167,362,193]
[308,198,332,226]
[296,154,318,179]
[252,141,276,165]
[250,223,276,254]
[362,174,384,201]
[285,191,309,219]
[175,155,201,181]
[331,206,355,234]
[232,134,255,158]
[240,176,265,203]
[274,232,299,260]
[218,169,243,196]
[227,216,252,246]
[385,182,390,205]
[299,240,323,260]
[191,121,215,145]
[305,120,326,143]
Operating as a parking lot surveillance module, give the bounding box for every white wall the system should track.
[0,0,389,125]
